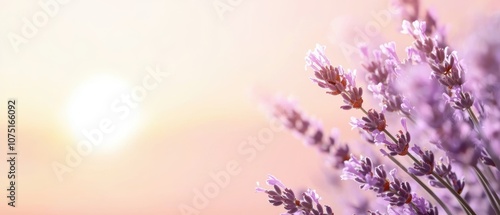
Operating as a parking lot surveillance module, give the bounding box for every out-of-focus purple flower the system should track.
[405,46,425,64]
[328,144,351,169]
[361,43,412,115]
[380,42,401,63]
[270,97,327,146]
[256,175,334,215]
[464,15,500,163]
[269,96,352,169]
[401,20,426,39]
[392,0,419,23]
[394,0,447,45]
[435,121,482,166]
[465,14,500,109]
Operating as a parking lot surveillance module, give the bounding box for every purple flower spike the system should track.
[256,175,334,215]
[341,87,364,110]
[385,119,411,156]
[428,157,465,194]
[409,145,435,176]
[384,169,413,207]
[401,20,427,39]
[310,65,348,96]
[361,109,387,132]
[305,44,331,71]
[305,44,364,110]
[342,155,391,193]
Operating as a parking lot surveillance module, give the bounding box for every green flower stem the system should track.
[408,154,476,215]
[359,107,452,215]
[461,93,500,171]
[472,165,500,214]
[387,155,453,215]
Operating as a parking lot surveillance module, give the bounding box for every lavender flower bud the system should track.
[340,87,364,110]
[256,175,334,215]
[306,44,364,109]
[361,109,387,132]
[428,158,465,194]
[409,145,435,176]
[385,118,411,156]
[383,169,413,207]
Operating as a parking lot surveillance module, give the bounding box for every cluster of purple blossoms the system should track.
[360,43,412,115]
[256,0,500,214]
[256,175,334,215]
[341,155,438,214]
[306,44,363,110]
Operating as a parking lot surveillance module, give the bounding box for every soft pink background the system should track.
[0,0,498,214]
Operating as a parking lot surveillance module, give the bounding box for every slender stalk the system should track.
[404,113,416,124]
[407,154,476,215]
[482,163,498,181]
[409,202,419,212]
[383,130,398,143]
[359,107,453,215]
[360,107,369,115]
[387,155,453,215]
[461,93,500,171]
[473,165,500,214]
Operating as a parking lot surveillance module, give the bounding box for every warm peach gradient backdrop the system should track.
[0,0,498,214]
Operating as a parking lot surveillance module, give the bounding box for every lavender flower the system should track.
[361,44,412,115]
[409,145,434,176]
[269,96,351,169]
[306,44,364,109]
[402,20,474,111]
[257,6,500,215]
[341,155,390,193]
[428,158,465,194]
[383,169,413,207]
[360,109,387,132]
[342,155,438,213]
[385,118,411,156]
[256,175,334,215]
